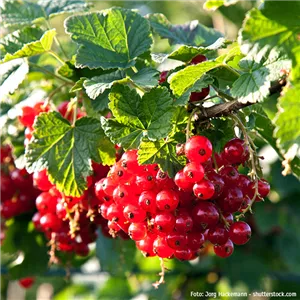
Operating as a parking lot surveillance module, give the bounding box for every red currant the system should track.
[185,136,212,164]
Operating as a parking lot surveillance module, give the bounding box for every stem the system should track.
[45,19,68,59]
[186,107,199,141]
[45,83,69,106]
[48,50,65,65]
[216,206,230,229]
[131,66,138,73]
[153,258,166,289]
[190,94,220,106]
[72,96,78,126]
[223,64,240,78]
[129,80,147,94]
[29,62,73,84]
[230,114,259,219]
[212,151,219,173]
[212,84,235,101]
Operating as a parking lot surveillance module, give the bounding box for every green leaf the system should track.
[90,90,110,113]
[0,102,12,116]
[96,230,136,275]
[1,217,49,279]
[274,85,300,151]
[0,1,45,27]
[169,58,224,97]
[242,104,300,179]
[146,13,222,47]
[130,68,159,88]
[138,139,186,177]
[98,277,132,299]
[231,49,291,103]
[38,0,89,17]
[203,118,235,153]
[65,8,152,69]
[243,105,282,158]
[168,37,227,62]
[239,2,300,66]
[83,70,126,100]
[0,59,29,97]
[70,78,85,93]
[57,60,77,80]
[101,85,174,149]
[0,27,56,63]
[203,0,239,11]
[25,112,115,197]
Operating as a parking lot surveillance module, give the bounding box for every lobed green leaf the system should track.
[146,13,223,47]
[26,112,115,197]
[101,85,174,149]
[65,8,153,69]
[0,27,56,63]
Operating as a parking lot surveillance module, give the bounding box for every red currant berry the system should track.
[10,168,31,189]
[193,179,215,200]
[18,277,35,289]
[156,190,179,211]
[183,162,204,183]
[123,204,146,223]
[213,239,234,258]
[75,243,90,256]
[174,209,193,233]
[33,169,53,191]
[138,190,157,214]
[218,187,243,213]
[206,170,225,198]
[257,179,270,198]
[113,184,133,205]
[128,223,147,241]
[159,70,168,84]
[135,172,156,191]
[153,236,174,258]
[187,231,205,250]
[189,87,210,102]
[156,170,176,190]
[207,225,229,245]
[36,192,57,214]
[192,202,219,229]
[102,177,116,197]
[219,166,239,183]
[166,233,188,249]
[185,136,213,164]
[40,213,62,232]
[229,221,251,245]
[32,212,42,231]
[109,163,132,184]
[174,249,194,261]
[1,173,14,201]
[19,106,36,128]
[190,54,207,65]
[223,138,249,165]
[174,170,194,191]
[136,234,156,257]
[154,211,176,233]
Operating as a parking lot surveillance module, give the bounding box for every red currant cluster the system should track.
[1,145,40,222]
[95,135,270,260]
[2,101,113,260]
[32,162,111,258]
[159,54,210,102]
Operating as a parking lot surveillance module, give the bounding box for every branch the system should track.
[197,100,252,120]
[198,80,286,120]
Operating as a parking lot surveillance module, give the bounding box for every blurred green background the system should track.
[1,1,300,300]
